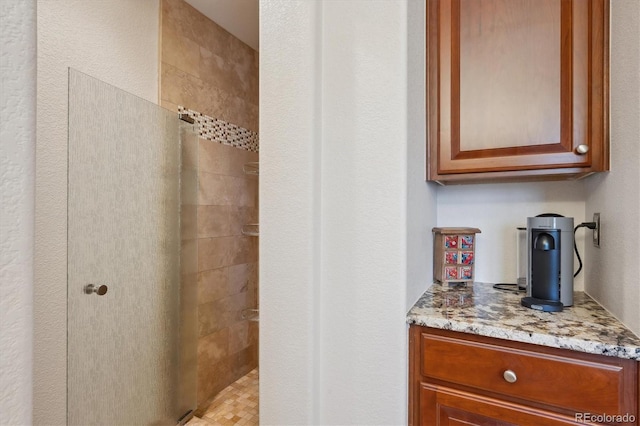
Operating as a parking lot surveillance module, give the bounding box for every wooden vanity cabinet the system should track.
[426,0,609,184]
[409,326,640,425]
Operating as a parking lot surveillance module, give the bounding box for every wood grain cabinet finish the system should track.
[409,326,640,425]
[426,0,609,183]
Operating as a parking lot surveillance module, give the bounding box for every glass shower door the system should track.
[67,69,196,425]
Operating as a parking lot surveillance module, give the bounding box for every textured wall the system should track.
[260,1,320,422]
[0,0,36,423]
[585,1,640,336]
[407,0,438,309]
[35,1,159,423]
[261,1,411,423]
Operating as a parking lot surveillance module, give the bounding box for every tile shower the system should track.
[159,0,260,412]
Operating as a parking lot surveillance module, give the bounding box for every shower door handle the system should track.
[84,284,108,295]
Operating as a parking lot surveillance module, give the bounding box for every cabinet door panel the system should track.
[459,0,561,151]
[427,0,609,182]
[421,384,583,426]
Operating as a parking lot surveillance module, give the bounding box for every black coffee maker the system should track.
[521,214,574,312]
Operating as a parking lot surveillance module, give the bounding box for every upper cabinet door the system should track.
[427,0,609,184]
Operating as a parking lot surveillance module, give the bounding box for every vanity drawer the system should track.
[420,329,638,417]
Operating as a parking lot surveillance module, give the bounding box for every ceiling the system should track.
[185,0,259,51]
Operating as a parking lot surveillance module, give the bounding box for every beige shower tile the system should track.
[199,140,236,175]
[227,237,256,267]
[181,169,199,205]
[182,132,199,171]
[160,99,179,113]
[181,204,197,240]
[198,298,231,337]
[198,236,237,271]
[228,321,250,354]
[181,238,198,275]
[231,177,258,208]
[197,82,234,123]
[162,24,201,79]
[198,328,229,365]
[199,140,256,178]
[197,205,232,238]
[161,62,204,111]
[232,346,257,379]
[228,263,257,296]
[248,321,259,346]
[197,172,235,206]
[226,291,248,323]
[224,94,251,133]
[228,206,258,237]
[246,102,259,134]
[199,46,245,100]
[197,341,234,406]
[198,268,229,305]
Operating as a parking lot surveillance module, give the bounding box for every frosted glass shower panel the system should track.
[67,69,193,425]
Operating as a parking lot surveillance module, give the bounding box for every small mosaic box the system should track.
[433,227,481,285]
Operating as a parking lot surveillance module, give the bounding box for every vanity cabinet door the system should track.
[427,0,609,183]
[421,384,583,426]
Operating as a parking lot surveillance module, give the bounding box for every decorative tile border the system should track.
[178,106,259,152]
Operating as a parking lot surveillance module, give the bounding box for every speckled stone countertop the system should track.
[406,282,640,360]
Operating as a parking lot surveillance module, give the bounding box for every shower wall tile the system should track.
[160,100,179,114]
[248,321,259,346]
[160,0,258,133]
[162,25,201,79]
[198,298,231,337]
[198,328,229,366]
[228,263,257,296]
[197,206,231,238]
[228,321,249,354]
[232,346,257,380]
[198,237,237,271]
[198,173,257,207]
[160,0,258,410]
[181,130,199,171]
[181,239,198,276]
[197,173,236,206]
[228,206,259,236]
[197,268,228,305]
[199,139,259,177]
[196,355,233,407]
[181,204,197,241]
[161,63,203,112]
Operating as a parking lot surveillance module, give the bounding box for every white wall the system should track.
[0,0,36,423]
[35,1,159,423]
[437,182,587,290]
[585,0,640,336]
[259,1,320,423]
[261,0,425,424]
[407,0,438,308]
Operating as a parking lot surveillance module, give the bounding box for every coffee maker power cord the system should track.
[573,222,597,278]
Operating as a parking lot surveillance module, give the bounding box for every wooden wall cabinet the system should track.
[409,326,640,425]
[427,0,609,184]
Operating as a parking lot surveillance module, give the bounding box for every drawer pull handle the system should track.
[503,370,517,383]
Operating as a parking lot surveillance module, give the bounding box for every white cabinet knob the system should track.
[503,370,517,383]
[576,144,589,155]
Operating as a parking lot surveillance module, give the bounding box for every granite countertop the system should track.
[406,282,640,360]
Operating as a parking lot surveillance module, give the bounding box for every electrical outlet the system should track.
[593,213,600,248]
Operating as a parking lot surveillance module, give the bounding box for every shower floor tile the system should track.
[187,369,258,426]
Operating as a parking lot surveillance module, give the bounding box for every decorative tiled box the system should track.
[433,227,481,285]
